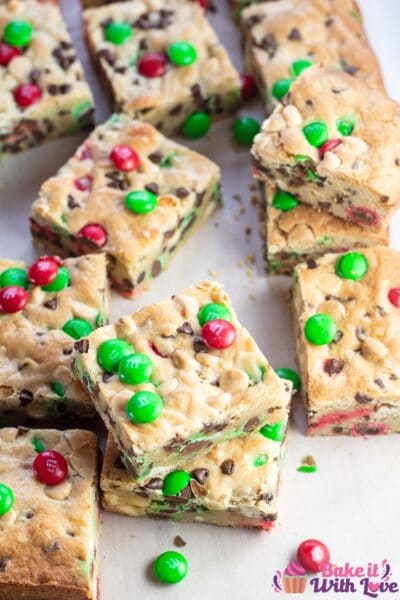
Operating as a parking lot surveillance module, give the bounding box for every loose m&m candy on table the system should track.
[154,551,188,584]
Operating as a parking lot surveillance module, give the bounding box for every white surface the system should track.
[0,1,399,599]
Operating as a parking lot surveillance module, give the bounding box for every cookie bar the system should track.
[0,0,94,154]
[265,185,388,275]
[252,66,400,229]
[292,247,400,436]
[0,427,98,600]
[31,115,221,297]
[83,0,241,136]
[0,253,108,424]
[241,0,383,115]
[73,280,291,478]
[101,410,289,530]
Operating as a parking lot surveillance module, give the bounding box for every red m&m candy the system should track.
[0,42,21,66]
[0,286,28,313]
[202,319,237,350]
[138,52,167,78]
[319,139,342,159]
[110,145,140,172]
[297,539,330,573]
[74,175,93,192]
[14,82,42,108]
[388,287,400,308]
[240,73,257,101]
[78,223,107,248]
[33,450,68,486]
[28,256,59,286]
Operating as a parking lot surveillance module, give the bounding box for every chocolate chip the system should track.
[148,151,162,164]
[195,191,206,208]
[355,327,366,342]
[288,27,301,41]
[180,440,212,455]
[43,297,57,310]
[318,201,331,210]
[17,426,30,435]
[323,358,345,376]
[374,378,385,389]
[133,9,174,30]
[243,416,260,432]
[380,195,389,204]
[395,158,400,167]
[220,459,235,475]
[334,331,344,343]
[177,322,193,335]
[306,259,318,269]
[145,182,159,195]
[257,33,278,58]
[19,389,33,406]
[355,392,373,404]
[193,337,208,353]
[144,478,163,490]
[68,194,80,209]
[325,16,334,26]
[164,435,185,453]
[332,426,343,434]
[43,541,61,554]
[74,339,89,353]
[151,260,162,278]
[174,535,186,548]
[0,559,9,572]
[102,372,113,383]
[175,187,189,199]
[178,485,193,500]
[258,492,273,502]
[190,468,209,485]
[113,457,124,470]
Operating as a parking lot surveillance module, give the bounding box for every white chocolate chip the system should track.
[317,300,346,321]
[287,224,315,246]
[156,378,179,396]
[172,349,198,370]
[190,479,209,498]
[196,353,220,367]
[314,274,342,295]
[0,429,18,443]
[29,286,46,304]
[219,369,249,393]
[7,56,32,81]
[71,301,98,322]
[45,479,72,501]
[320,151,341,171]
[0,507,16,530]
[70,448,94,477]
[173,294,199,318]
[282,105,303,127]
[263,113,286,132]
[362,337,388,361]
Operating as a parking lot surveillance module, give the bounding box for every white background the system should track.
[0,1,399,599]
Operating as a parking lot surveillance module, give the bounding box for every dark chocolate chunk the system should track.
[151,260,162,278]
[97,48,116,66]
[288,27,302,41]
[334,331,343,343]
[355,327,366,342]
[258,33,278,58]
[133,9,174,30]
[374,378,385,389]
[0,559,9,573]
[43,297,57,310]
[258,492,274,502]
[355,392,373,404]
[177,322,193,335]
[306,259,318,269]
[174,535,186,548]
[148,151,162,164]
[323,358,345,376]
[220,459,235,475]
[193,337,208,353]
[74,339,89,353]
[19,389,33,406]
[137,271,146,284]
[113,456,125,470]
[164,435,185,453]
[17,426,30,435]
[190,468,209,485]
[180,439,212,455]
[102,372,113,383]
[43,541,61,554]
[243,416,260,432]
[175,187,189,198]
[145,182,159,195]
[67,194,80,209]
[332,426,343,434]
[145,478,163,490]
[318,201,331,210]
[195,191,206,207]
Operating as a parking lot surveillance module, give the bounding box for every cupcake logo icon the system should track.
[273,561,307,594]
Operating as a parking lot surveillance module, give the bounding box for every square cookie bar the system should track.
[83,0,241,136]
[101,411,289,530]
[292,247,400,436]
[0,253,108,423]
[31,114,221,297]
[265,185,388,275]
[0,0,94,154]
[252,66,400,230]
[73,280,291,478]
[0,427,98,600]
[241,0,383,115]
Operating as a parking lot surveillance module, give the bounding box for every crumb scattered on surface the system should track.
[208,269,221,278]
[174,535,187,548]
[297,455,317,473]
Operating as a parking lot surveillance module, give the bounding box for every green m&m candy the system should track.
[0,483,14,516]
[104,21,132,45]
[97,338,132,373]
[272,78,292,101]
[162,470,190,496]
[260,420,286,442]
[335,251,368,281]
[4,20,33,47]
[62,318,93,340]
[272,189,299,212]
[303,121,328,147]
[154,551,188,584]
[125,190,157,214]
[118,353,153,385]
[232,116,260,146]
[0,267,29,289]
[167,41,197,66]
[253,453,268,467]
[275,367,301,392]
[292,58,313,77]
[304,313,337,345]
[51,382,65,397]
[337,116,355,137]
[197,302,232,326]
[182,111,211,139]
[125,391,163,424]
[42,266,70,291]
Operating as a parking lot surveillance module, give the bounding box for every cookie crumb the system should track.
[174,535,187,548]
